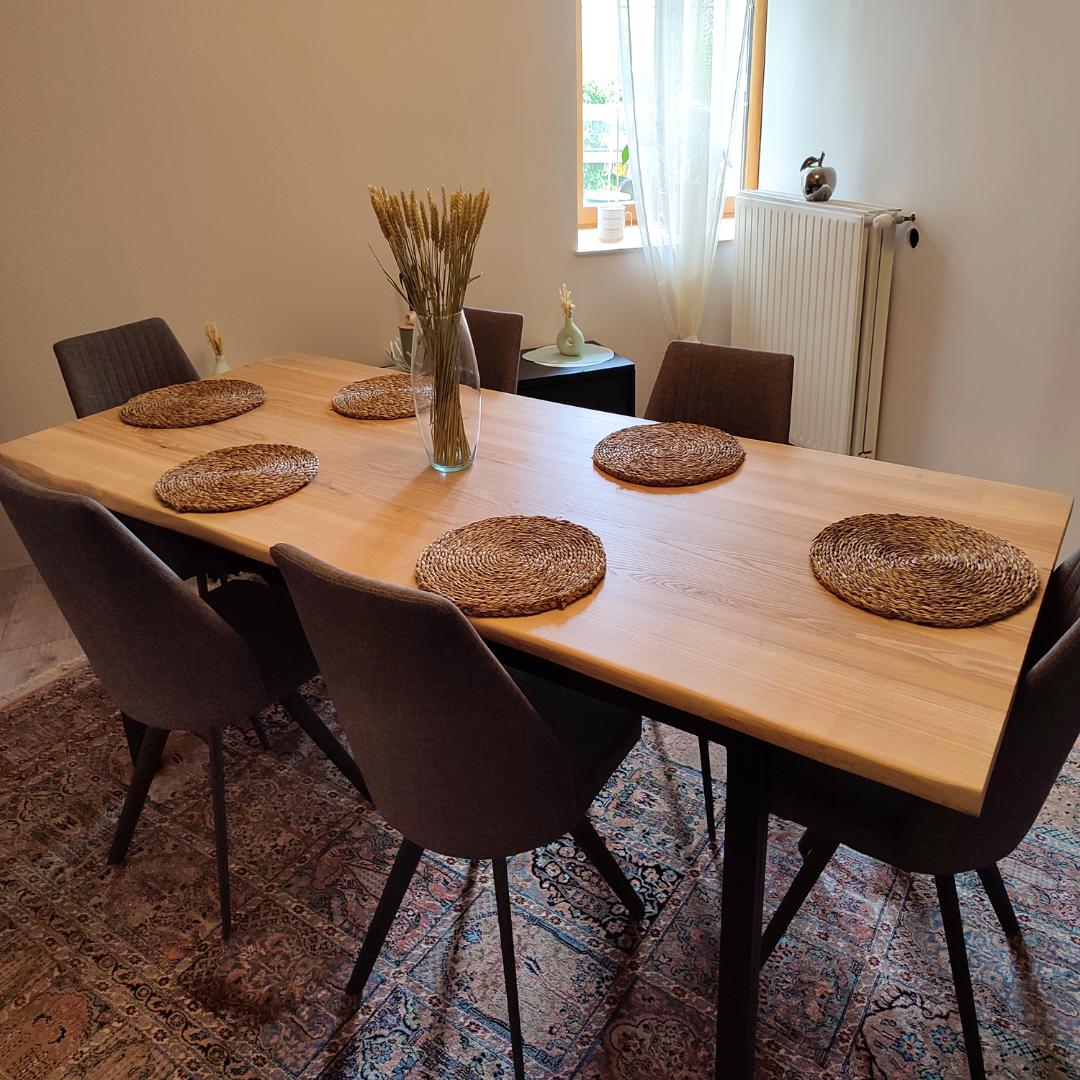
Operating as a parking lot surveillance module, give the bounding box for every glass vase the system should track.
[410,311,481,472]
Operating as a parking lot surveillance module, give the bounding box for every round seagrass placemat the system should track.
[120,380,265,428]
[155,444,319,513]
[809,514,1040,628]
[414,515,606,617]
[332,373,415,420]
[593,422,746,487]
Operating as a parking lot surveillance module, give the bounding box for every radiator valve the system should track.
[873,211,919,248]
[873,211,916,229]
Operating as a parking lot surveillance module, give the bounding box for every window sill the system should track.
[576,225,644,255]
[575,216,735,255]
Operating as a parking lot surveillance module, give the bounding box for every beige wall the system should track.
[759,0,1080,557]
[0,0,734,568]
[10,2,1065,576]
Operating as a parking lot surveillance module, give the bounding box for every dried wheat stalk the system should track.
[204,322,224,357]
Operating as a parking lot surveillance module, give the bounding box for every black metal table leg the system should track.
[715,736,771,1080]
[699,735,717,843]
[208,728,232,940]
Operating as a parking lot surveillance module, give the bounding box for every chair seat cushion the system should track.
[770,747,914,866]
[507,668,641,812]
[205,580,318,701]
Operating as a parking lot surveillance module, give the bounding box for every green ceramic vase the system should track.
[556,316,585,356]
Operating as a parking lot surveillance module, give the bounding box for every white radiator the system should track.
[731,191,900,457]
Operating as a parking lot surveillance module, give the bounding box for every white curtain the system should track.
[618,0,750,341]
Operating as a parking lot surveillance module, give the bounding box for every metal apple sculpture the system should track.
[800,153,836,202]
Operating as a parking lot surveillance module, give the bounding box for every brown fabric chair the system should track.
[0,466,368,940]
[51,316,270,593]
[758,546,1080,1080]
[644,340,795,443]
[271,544,644,1080]
[464,307,524,394]
[645,340,795,841]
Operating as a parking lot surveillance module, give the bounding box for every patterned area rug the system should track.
[1,665,1078,1079]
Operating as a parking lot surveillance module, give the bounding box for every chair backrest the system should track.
[53,317,199,418]
[644,341,795,443]
[0,466,267,729]
[898,545,1080,871]
[464,307,524,395]
[271,544,580,859]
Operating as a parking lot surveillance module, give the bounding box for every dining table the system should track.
[0,352,1072,1079]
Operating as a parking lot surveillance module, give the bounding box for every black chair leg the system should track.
[347,838,424,996]
[208,728,232,940]
[108,726,170,865]
[281,690,371,800]
[493,857,526,1080]
[977,864,1021,939]
[570,817,645,920]
[121,713,146,767]
[935,874,986,1080]
[797,828,818,859]
[249,714,270,750]
[121,712,165,772]
[196,572,210,599]
[760,836,839,965]
[699,735,717,843]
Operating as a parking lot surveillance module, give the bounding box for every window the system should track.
[577,0,768,229]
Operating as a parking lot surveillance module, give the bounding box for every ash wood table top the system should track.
[1,354,1071,814]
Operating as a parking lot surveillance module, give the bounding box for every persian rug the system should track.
[0,664,1078,1079]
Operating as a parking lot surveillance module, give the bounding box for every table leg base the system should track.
[715,737,771,1079]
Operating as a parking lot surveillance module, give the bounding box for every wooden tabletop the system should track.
[1,354,1071,814]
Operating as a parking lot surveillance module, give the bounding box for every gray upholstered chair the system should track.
[0,466,368,940]
[644,340,795,441]
[758,546,1080,1080]
[52,316,268,594]
[53,317,199,418]
[645,340,795,841]
[464,307,524,394]
[271,544,644,1080]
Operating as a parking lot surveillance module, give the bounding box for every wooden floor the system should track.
[0,562,84,706]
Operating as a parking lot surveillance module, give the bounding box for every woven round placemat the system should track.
[809,514,1040,628]
[332,373,415,420]
[415,515,606,617]
[155,444,319,513]
[593,422,746,487]
[120,380,265,428]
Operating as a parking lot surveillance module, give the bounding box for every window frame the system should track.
[577,0,768,229]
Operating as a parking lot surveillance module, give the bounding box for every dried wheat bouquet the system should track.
[368,185,491,318]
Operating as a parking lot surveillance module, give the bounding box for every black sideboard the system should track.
[516,343,635,417]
